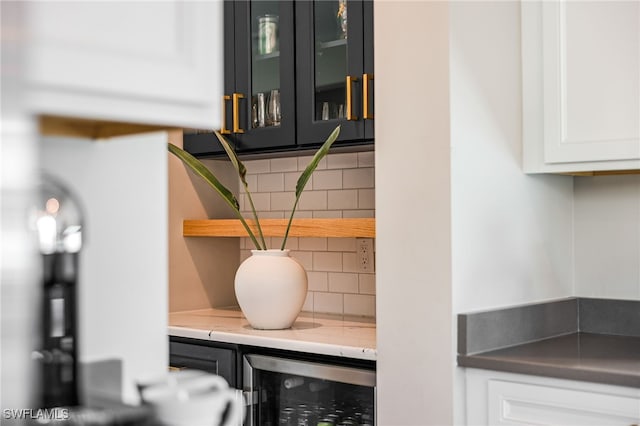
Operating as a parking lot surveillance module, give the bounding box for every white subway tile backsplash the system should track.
[299,191,327,210]
[256,211,285,219]
[312,210,342,218]
[307,271,328,292]
[299,237,328,251]
[291,251,313,270]
[284,172,308,191]
[314,292,343,314]
[239,174,258,194]
[328,272,359,294]
[359,274,376,294]
[343,210,375,218]
[245,193,270,212]
[270,157,298,172]
[313,252,343,272]
[343,168,374,189]
[358,189,375,209]
[357,151,375,168]
[293,211,313,219]
[328,190,358,210]
[270,192,296,211]
[344,294,375,317]
[298,155,327,171]
[271,236,298,251]
[302,292,314,312]
[328,153,358,169]
[245,159,270,174]
[238,152,375,316]
[258,173,284,192]
[313,170,343,190]
[342,252,358,273]
[328,238,357,252]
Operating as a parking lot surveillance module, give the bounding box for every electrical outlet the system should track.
[356,238,375,273]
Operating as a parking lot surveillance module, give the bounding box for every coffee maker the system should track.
[31,174,83,408]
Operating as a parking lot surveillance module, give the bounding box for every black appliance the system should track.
[31,174,84,408]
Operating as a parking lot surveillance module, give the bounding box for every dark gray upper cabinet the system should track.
[295,0,374,146]
[184,0,374,157]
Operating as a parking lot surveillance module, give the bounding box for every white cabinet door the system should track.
[522,1,640,173]
[465,369,640,426]
[26,1,223,130]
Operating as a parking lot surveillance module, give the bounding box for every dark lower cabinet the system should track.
[184,0,374,158]
[169,337,377,426]
[169,337,240,388]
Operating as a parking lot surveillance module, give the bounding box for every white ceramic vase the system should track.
[234,249,308,330]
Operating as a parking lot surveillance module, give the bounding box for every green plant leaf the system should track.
[281,125,341,249]
[168,142,262,250]
[295,125,341,198]
[213,131,267,250]
[169,143,238,209]
[214,131,247,187]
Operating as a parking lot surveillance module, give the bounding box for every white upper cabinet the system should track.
[522,1,640,173]
[25,1,223,131]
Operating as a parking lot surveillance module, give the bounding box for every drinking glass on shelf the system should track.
[256,92,266,127]
[268,89,281,126]
[321,102,330,121]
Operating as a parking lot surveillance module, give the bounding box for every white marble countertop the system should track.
[169,307,376,361]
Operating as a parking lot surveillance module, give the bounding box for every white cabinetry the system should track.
[522,1,640,173]
[465,369,640,425]
[25,1,223,130]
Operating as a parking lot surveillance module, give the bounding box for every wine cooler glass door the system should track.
[243,354,375,426]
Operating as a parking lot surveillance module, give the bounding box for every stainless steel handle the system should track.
[244,354,375,387]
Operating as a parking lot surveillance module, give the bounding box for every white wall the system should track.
[40,132,168,404]
[450,2,574,314]
[449,3,575,423]
[376,2,575,424]
[168,131,241,313]
[574,175,640,300]
[375,2,453,425]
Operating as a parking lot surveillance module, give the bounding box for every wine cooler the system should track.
[243,354,376,426]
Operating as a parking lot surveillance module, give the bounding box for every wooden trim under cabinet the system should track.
[39,115,178,139]
[183,218,375,238]
[558,170,640,176]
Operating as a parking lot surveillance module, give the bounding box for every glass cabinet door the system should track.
[296,0,372,146]
[233,1,296,152]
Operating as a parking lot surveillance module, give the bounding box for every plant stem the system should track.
[244,191,267,250]
[281,198,300,250]
[237,213,262,250]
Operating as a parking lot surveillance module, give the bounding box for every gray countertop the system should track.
[458,332,640,388]
[457,298,640,388]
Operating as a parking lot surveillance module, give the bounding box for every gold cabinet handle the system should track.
[232,93,245,134]
[346,75,358,121]
[363,73,374,120]
[220,95,231,134]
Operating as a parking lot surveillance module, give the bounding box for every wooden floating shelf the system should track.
[183,218,375,238]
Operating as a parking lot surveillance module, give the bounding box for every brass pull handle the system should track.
[346,75,358,121]
[232,93,245,134]
[363,73,374,120]
[220,95,231,134]
[168,366,186,372]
